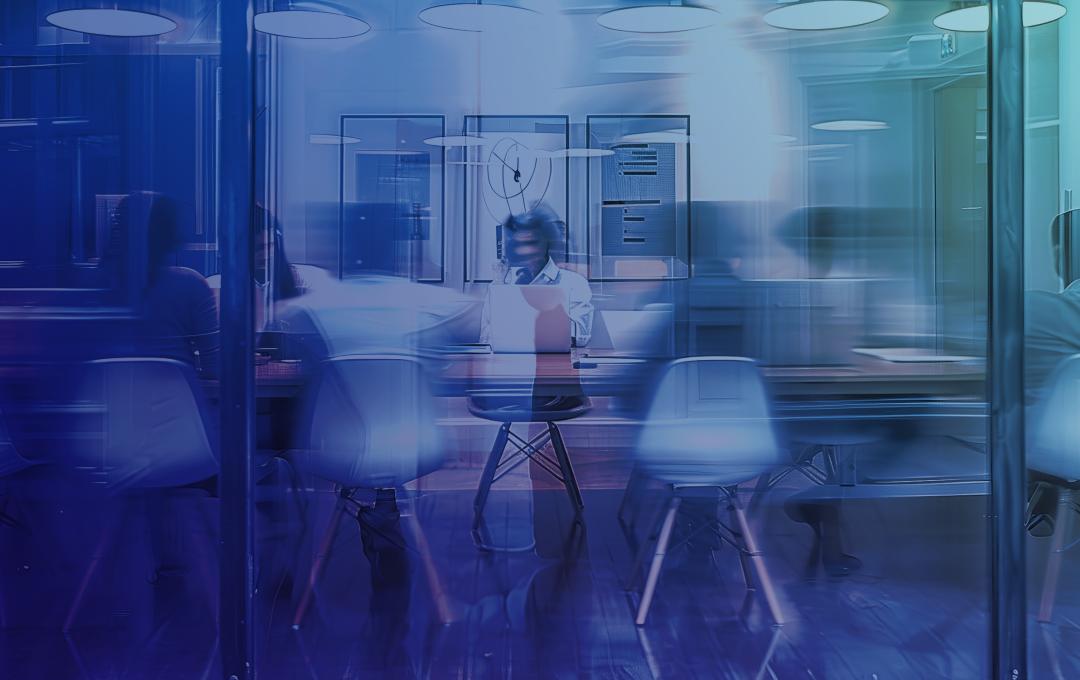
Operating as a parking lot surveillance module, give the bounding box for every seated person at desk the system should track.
[476,205,593,416]
[479,203,593,349]
[108,192,220,378]
[254,205,304,333]
[1025,209,1080,535]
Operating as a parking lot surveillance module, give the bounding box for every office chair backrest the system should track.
[637,357,782,485]
[1029,353,1080,482]
[80,358,218,491]
[294,354,444,488]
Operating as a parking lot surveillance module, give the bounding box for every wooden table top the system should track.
[234,350,984,400]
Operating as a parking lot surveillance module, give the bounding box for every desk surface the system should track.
[234,350,984,400]
[437,349,983,398]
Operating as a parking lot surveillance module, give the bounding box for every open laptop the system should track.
[589,307,674,357]
[488,285,571,353]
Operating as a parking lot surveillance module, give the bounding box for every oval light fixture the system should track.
[545,148,615,158]
[423,135,488,147]
[619,130,693,144]
[596,4,719,33]
[254,9,371,38]
[811,119,889,131]
[418,2,537,32]
[309,133,362,144]
[933,1,1066,31]
[46,9,177,37]
[764,0,889,30]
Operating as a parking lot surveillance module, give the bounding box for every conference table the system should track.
[229,349,988,501]
[235,348,986,402]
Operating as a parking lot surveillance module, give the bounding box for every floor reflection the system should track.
[4,483,1080,678]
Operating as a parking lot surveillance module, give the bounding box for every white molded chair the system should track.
[288,354,451,625]
[59,357,220,631]
[80,358,219,491]
[1027,353,1080,622]
[630,357,785,626]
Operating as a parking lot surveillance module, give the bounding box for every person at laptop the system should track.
[479,203,593,348]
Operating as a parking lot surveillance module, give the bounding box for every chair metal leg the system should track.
[635,496,681,626]
[292,494,348,628]
[746,473,772,514]
[473,422,511,523]
[618,464,647,526]
[1039,489,1076,623]
[64,512,123,632]
[735,532,757,592]
[730,493,784,626]
[401,509,456,625]
[548,422,584,513]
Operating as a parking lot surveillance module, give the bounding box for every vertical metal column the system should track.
[219,1,257,678]
[988,0,1026,677]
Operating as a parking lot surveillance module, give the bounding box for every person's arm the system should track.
[190,275,221,379]
[567,276,594,347]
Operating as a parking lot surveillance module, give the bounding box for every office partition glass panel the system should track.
[463,115,570,282]
[1021,4,1079,676]
[339,115,446,282]
[252,2,999,678]
[0,1,224,677]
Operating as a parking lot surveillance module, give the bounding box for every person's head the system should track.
[106,192,180,290]
[502,203,564,274]
[145,194,182,277]
[1050,210,1080,285]
[253,204,300,301]
[693,201,746,277]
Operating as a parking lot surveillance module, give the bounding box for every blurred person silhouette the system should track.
[480,203,593,349]
[274,256,470,626]
[472,205,593,556]
[92,193,222,580]
[685,201,751,357]
[106,192,220,378]
[252,205,307,334]
[475,204,592,414]
[774,206,862,576]
[671,203,754,555]
[1024,209,1080,536]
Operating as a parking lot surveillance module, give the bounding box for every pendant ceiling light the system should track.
[419,2,537,32]
[423,135,488,147]
[309,134,362,144]
[254,3,371,39]
[545,148,615,158]
[933,1,1066,31]
[596,2,719,33]
[45,9,177,37]
[254,11,370,39]
[619,129,693,144]
[763,1,889,30]
[811,119,889,131]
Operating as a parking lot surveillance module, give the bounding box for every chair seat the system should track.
[468,395,592,423]
[646,462,776,487]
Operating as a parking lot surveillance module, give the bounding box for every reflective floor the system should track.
[4,442,1077,680]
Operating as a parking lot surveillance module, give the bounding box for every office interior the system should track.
[0,1,1072,677]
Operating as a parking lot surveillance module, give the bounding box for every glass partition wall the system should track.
[0,1,226,677]
[0,1,1049,678]
[1023,1,1080,676]
[247,2,1005,678]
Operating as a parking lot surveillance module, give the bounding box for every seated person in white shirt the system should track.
[475,205,593,415]
[479,203,593,348]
